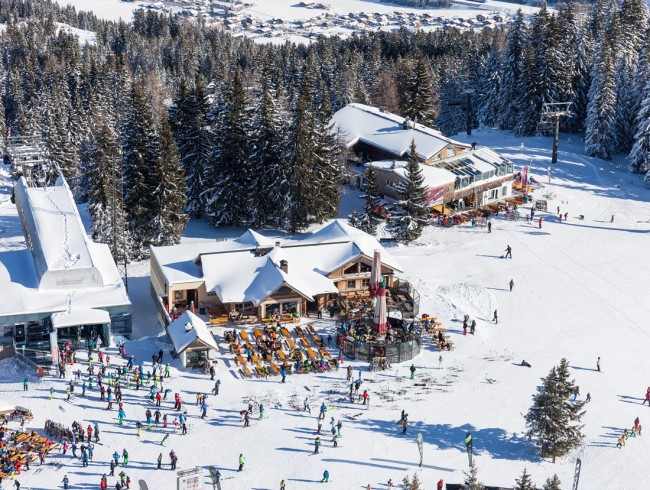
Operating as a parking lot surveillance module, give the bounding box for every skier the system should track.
[409,364,416,380]
[492,310,498,324]
[346,365,353,381]
[160,434,169,446]
[585,392,591,403]
[319,403,327,420]
[281,367,286,383]
[596,356,601,372]
[321,470,329,483]
[280,480,286,490]
[157,453,163,469]
[122,449,129,466]
[258,403,264,420]
[304,397,311,414]
[62,476,70,490]
[362,390,369,405]
[504,245,512,259]
[314,437,321,454]
[238,454,245,472]
[509,279,514,292]
[23,378,28,391]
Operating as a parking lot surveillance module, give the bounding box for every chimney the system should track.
[280,260,288,274]
[275,241,281,247]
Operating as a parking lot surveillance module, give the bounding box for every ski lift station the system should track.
[0,176,132,367]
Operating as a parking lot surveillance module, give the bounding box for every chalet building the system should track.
[150,221,402,325]
[332,103,515,209]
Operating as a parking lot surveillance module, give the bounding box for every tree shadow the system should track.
[322,457,406,471]
[276,447,311,453]
[570,366,597,372]
[350,418,539,462]
[371,458,454,472]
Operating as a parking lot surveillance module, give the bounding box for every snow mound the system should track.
[435,282,498,321]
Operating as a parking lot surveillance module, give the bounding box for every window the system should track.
[347,280,356,289]
[360,262,371,273]
[276,287,292,296]
[501,185,508,196]
[361,279,370,288]
[447,146,456,157]
[344,264,358,275]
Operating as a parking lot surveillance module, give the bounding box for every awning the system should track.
[51,308,111,329]
[0,401,15,416]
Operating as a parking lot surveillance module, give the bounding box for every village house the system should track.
[331,103,515,210]
[149,221,402,326]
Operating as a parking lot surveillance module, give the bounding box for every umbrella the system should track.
[369,249,381,298]
[372,281,388,335]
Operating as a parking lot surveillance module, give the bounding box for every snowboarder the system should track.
[238,454,245,471]
[504,245,512,259]
[509,279,514,292]
[321,470,329,483]
[409,364,416,379]
[493,310,498,324]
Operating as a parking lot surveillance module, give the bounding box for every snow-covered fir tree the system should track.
[514,468,536,490]
[478,50,502,128]
[525,358,586,462]
[585,32,617,160]
[170,77,212,218]
[404,54,436,127]
[463,461,486,490]
[628,78,650,175]
[436,68,466,137]
[150,116,188,247]
[542,474,562,490]
[204,69,254,227]
[388,140,431,243]
[498,9,527,130]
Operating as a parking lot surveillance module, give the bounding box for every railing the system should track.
[341,334,422,364]
[15,349,50,374]
[156,294,172,327]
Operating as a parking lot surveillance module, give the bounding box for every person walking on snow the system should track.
[304,397,311,414]
[402,416,408,434]
[504,245,512,259]
[597,357,601,372]
[313,437,321,454]
[438,355,443,369]
[238,454,245,472]
[409,364,416,379]
[642,387,650,405]
[319,403,327,420]
[493,310,498,324]
[509,279,514,292]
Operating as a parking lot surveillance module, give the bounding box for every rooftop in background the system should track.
[331,103,470,161]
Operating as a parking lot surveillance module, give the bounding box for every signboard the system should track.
[177,467,203,490]
[425,187,446,206]
[520,166,529,194]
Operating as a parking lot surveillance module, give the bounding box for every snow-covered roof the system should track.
[365,160,456,189]
[51,307,111,329]
[0,177,131,323]
[152,222,402,306]
[331,103,469,160]
[167,311,218,353]
[14,177,104,290]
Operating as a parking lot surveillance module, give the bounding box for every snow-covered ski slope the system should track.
[1,129,650,490]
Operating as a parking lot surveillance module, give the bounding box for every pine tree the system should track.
[170,77,211,218]
[150,116,188,247]
[122,83,159,258]
[628,78,650,174]
[348,210,362,230]
[86,121,132,263]
[542,474,562,490]
[364,166,381,216]
[404,54,435,127]
[463,461,486,490]
[204,69,254,227]
[525,359,586,462]
[478,50,502,128]
[514,468,536,490]
[585,33,617,160]
[388,140,431,243]
[498,9,527,130]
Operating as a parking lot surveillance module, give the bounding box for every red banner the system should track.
[520,166,529,194]
[425,187,446,205]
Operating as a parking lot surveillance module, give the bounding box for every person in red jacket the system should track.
[437,479,444,490]
[100,474,108,490]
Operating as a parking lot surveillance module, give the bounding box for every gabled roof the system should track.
[365,160,456,190]
[331,103,469,160]
[167,310,218,353]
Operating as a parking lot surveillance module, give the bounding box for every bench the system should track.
[253,328,263,339]
[285,338,297,350]
[312,334,322,346]
[299,337,310,349]
[280,327,291,338]
[209,316,229,325]
[254,365,267,378]
[239,330,250,342]
[306,324,316,335]
[269,363,280,376]
[251,354,262,364]
[307,348,320,361]
[294,326,304,337]
[277,350,287,361]
[319,348,331,359]
[240,366,253,378]
[235,355,247,366]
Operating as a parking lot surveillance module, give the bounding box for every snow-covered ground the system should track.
[2,130,650,490]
